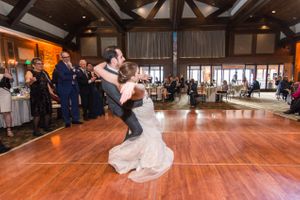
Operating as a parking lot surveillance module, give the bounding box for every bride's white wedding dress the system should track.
[108,94,174,183]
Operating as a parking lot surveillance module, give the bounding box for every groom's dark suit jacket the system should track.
[101,66,143,136]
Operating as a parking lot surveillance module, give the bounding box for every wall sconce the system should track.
[8,59,18,65]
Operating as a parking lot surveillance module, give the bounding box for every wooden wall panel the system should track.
[295,42,300,81]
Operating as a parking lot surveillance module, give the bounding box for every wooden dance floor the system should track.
[1,110,300,199]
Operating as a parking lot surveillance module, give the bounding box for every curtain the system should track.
[127,32,172,59]
[178,30,225,58]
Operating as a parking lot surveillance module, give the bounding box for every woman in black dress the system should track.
[25,58,57,136]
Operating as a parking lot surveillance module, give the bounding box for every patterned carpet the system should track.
[154,94,253,110]
[228,92,300,121]
[0,116,65,149]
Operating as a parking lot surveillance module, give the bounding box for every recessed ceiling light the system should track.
[100,17,105,22]
[82,15,86,19]
[49,15,52,18]
[249,15,253,18]
[261,25,269,30]
[272,10,276,14]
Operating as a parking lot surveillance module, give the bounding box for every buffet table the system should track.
[0,95,32,128]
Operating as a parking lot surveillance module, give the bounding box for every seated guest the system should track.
[247,78,260,97]
[278,76,290,100]
[216,80,228,102]
[175,76,181,94]
[220,80,229,92]
[25,58,56,136]
[166,77,177,101]
[197,82,206,95]
[154,77,161,85]
[284,82,300,114]
[0,66,14,137]
[210,79,216,87]
[180,75,185,89]
[188,79,198,107]
[240,77,249,96]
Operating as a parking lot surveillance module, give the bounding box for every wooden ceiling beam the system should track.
[7,0,38,26]
[0,15,76,49]
[185,0,205,22]
[171,0,185,30]
[76,0,125,33]
[195,0,225,8]
[230,0,272,27]
[146,0,166,20]
[114,1,143,20]
[263,16,295,38]
[206,5,232,20]
[120,7,144,20]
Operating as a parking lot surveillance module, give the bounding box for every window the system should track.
[279,64,284,76]
[267,65,279,89]
[213,66,222,86]
[222,65,245,85]
[139,65,164,83]
[187,66,201,83]
[201,66,211,84]
[245,65,255,84]
[187,65,212,84]
[257,65,267,89]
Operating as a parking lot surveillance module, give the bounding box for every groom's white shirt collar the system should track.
[107,64,118,73]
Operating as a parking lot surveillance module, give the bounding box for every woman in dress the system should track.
[0,66,14,137]
[95,62,173,183]
[25,58,57,136]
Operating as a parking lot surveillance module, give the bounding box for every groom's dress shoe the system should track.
[72,121,83,124]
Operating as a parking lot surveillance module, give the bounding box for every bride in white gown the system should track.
[95,62,173,183]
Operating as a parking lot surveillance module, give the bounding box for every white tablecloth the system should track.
[146,86,163,100]
[0,96,32,128]
[206,87,220,102]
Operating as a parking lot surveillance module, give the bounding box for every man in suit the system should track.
[55,51,82,127]
[77,59,96,120]
[247,78,260,97]
[188,79,198,107]
[100,46,143,140]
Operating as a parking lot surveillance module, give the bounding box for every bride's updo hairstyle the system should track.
[118,62,138,84]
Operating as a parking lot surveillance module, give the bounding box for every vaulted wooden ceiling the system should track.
[0,0,299,48]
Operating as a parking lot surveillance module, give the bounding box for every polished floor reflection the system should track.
[0,110,300,199]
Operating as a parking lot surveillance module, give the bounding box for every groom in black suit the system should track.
[101,46,143,140]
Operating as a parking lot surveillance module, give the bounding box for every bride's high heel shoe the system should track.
[7,127,14,137]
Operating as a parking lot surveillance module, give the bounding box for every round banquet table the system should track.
[0,95,32,128]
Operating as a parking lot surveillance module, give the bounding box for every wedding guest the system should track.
[25,58,56,136]
[0,66,14,137]
[240,77,249,96]
[77,60,95,120]
[284,82,300,114]
[55,51,82,127]
[247,78,260,97]
[188,79,198,107]
[87,63,105,117]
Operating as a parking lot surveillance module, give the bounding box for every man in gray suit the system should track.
[101,46,143,140]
